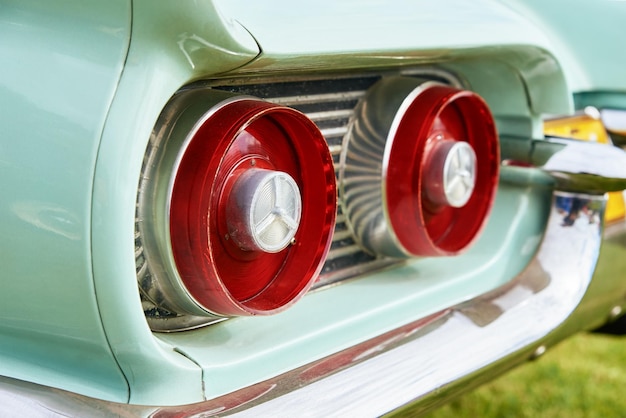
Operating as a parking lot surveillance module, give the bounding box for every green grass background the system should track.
[424,332,626,417]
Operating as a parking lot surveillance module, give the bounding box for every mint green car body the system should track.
[2,0,626,415]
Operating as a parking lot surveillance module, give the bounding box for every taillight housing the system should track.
[138,90,336,317]
[341,77,499,258]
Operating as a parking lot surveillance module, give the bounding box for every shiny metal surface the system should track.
[0,190,607,417]
[427,141,477,208]
[137,91,245,328]
[502,135,626,193]
[340,77,435,258]
[124,71,624,415]
[542,110,626,223]
[227,169,302,253]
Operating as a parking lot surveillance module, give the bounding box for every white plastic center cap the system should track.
[424,140,477,208]
[228,169,302,253]
[442,142,477,208]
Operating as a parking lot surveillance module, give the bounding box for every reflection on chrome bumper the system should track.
[502,135,626,193]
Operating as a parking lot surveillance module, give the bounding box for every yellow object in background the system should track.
[544,107,626,224]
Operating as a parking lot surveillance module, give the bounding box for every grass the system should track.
[423,332,626,418]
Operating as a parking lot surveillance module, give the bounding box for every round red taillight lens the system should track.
[385,83,499,256]
[169,98,336,316]
[139,91,336,318]
[341,77,499,258]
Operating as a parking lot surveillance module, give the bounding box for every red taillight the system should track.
[342,78,499,258]
[385,83,499,256]
[164,96,336,316]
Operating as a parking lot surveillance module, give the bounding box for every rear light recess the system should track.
[139,91,336,317]
[341,77,499,258]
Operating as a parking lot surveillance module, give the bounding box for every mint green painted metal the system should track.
[440,49,569,139]
[0,0,132,401]
[503,0,626,93]
[90,0,261,405]
[575,92,626,111]
[216,0,551,59]
[214,0,571,118]
[214,0,573,147]
[87,0,577,406]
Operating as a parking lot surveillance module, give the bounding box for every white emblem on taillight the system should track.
[424,140,478,208]
[227,169,302,253]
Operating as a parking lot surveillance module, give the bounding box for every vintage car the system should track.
[3,0,626,416]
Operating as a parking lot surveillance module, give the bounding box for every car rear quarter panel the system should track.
[0,0,131,401]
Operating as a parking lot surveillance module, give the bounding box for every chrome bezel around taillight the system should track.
[136,88,336,322]
[340,76,499,258]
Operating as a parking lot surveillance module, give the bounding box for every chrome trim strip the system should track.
[341,78,440,258]
[319,126,350,138]
[266,91,366,106]
[323,243,363,259]
[502,136,626,193]
[137,91,253,322]
[330,229,354,241]
[536,137,626,192]
[327,144,343,155]
[306,109,355,122]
